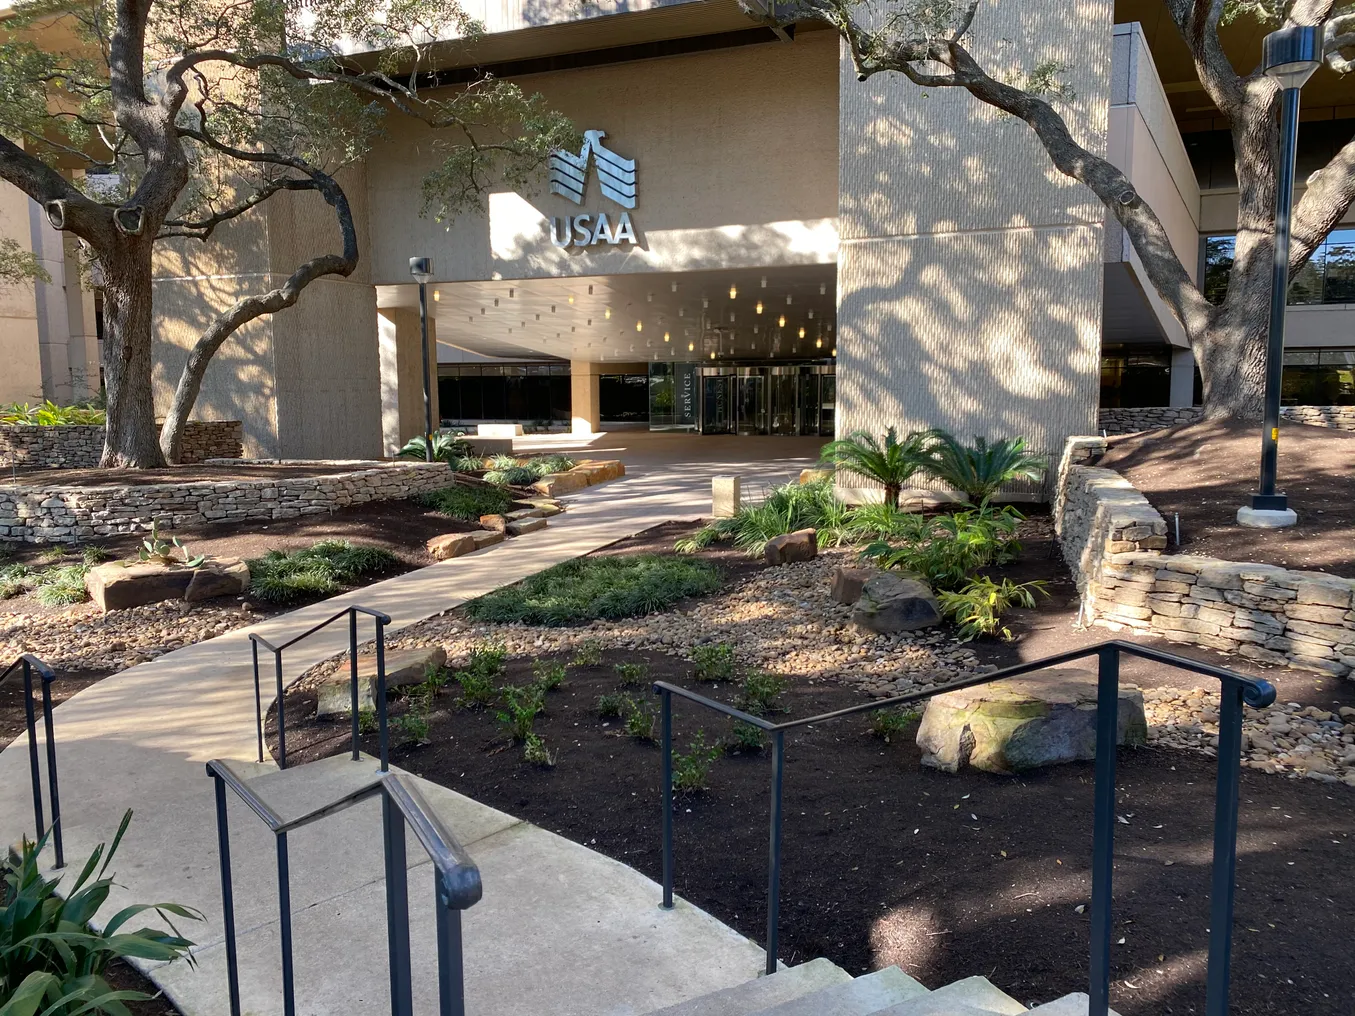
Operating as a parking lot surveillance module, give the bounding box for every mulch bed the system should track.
[1098,418,1355,578]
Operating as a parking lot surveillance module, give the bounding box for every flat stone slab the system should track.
[507,516,548,536]
[852,572,940,633]
[916,669,1148,775]
[426,532,477,560]
[86,557,249,611]
[533,471,590,496]
[470,530,504,550]
[765,529,817,565]
[316,646,447,717]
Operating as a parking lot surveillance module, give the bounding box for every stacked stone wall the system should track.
[1097,405,1355,435]
[1055,436,1355,679]
[0,421,243,468]
[0,461,451,543]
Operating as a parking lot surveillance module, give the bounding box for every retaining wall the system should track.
[1097,405,1355,435]
[0,460,452,543]
[1055,436,1355,679]
[0,421,243,468]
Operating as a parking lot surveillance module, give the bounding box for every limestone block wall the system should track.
[1281,405,1355,431]
[1055,436,1355,678]
[0,421,243,468]
[0,460,450,543]
[1097,405,1355,434]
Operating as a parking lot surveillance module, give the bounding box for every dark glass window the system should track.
[600,374,649,422]
[1282,349,1355,405]
[1101,347,1172,407]
[436,363,570,423]
[1204,229,1355,306]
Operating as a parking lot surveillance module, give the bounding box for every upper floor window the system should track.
[1203,230,1355,307]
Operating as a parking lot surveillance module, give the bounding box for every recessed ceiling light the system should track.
[671,281,678,292]
[688,341,695,351]
[778,315,786,328]
[664,332,670,342]
[799,326,806,338]
[636,321,643,332]
[605,307,611,319]
[786,295,792,305]
[820,283,827,295]
[729,285,737,299]
[756,301,763,314]
[760,276,767,288]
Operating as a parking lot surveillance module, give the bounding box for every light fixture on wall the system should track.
[831,346,837,356]
[710,350,716,360]
[729,284,737,299]
[688,341,695,351]
[786,295,792,305]
[604,307,612,319]
[816,337,822,349]
[820,283,827,295]
[755,301,763,314]
[433,290,441,302]
[760,275,767,288]
[778,314,786,328]
[664,331,671,342]
[799,326,806,339]
[808,309,814,319]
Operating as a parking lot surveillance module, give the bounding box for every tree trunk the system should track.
[100,243,167,468]
[884,483,901,509]
[1193,310,1269,420]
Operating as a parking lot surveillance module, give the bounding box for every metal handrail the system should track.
[207,758,481,1016]
[0,654,63,868]
[249,605,392,771]
[654,639,1275,1016]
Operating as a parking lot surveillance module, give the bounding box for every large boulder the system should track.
[316,646,448,717]
[184,559,251,602]
[87,558,250,611]
[765,529,817,566]
[852,573,941,633]
[533,472,589,496]
[916,670,1148,775]
[427,532,477,560]
[830,566,876,605]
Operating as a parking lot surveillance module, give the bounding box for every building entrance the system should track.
[653,363,833,436]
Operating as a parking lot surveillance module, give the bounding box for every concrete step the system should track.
[1027,994,1121,1015]
[227,752,386,827]
[641,958,852,1016]
[876,976,1027,1015]
[752,965,928,1016]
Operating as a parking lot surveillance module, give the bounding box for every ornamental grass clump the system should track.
[938,576,1049,642]
[675,479,846,557]
[247,540,396,603]
[416,483,513,521]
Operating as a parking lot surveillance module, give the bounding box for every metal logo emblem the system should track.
[549,130,636,209]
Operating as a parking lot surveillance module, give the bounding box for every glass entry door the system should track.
[701,375,734,434]
[736,373,767,435]
[770,370,799,435]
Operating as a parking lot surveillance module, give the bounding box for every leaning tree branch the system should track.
[0,135,117,247]
[1290,132,1355,267]
[1164,0,1246,115]
[158,177,318,240]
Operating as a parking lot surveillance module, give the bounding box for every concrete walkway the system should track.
[0,442,819,1015]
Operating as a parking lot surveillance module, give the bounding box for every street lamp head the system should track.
[408,256,434,284]
[1263,25,1321,89]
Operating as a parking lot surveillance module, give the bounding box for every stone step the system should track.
[640,958,851,1016]
[875,976,1027,1015]
[752,965,928,1016]
[1027,993,1121,1015]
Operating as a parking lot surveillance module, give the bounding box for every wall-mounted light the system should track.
[808,309,815,319]
[664,331,671,342]
[710,351,716,360]
[756,301,763,314]
[729,284,738,299]
[786,295,793,305]
[816,337,823,349]
[778,314,786,328]
[636,321,643,332]
[688,341,695,351]
[799,326,806,338]
[433,291,441,302]
[831,347,837,356]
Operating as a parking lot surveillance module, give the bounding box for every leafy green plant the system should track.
[390,708,431,745]
[532,660,566,691]
[819,427,930,509]
[357,708,379,735]
[938,576,1050,641]
[736,671,788,717]
[921,432,1047,505]
[0,564,31,600]
[523,732,557,767]
[867,706,921,743]
[451,454,485,473]
[415,484,514,522]
[32,564,89,607]
[528,454,576,476]
[396,432,472,464]
[671,731,721,792]
[485,454,520,470]
[81,545,111,565]
[690,642,735,683]
[570,639,603,667]
[861,504,1024,591]
[726,720,767,754]
[622,697,657,741]
[827,503,929,546]
[246,540,396,603]
[35,547,67,566]
[595,692,627,719]
[496,683,546,743]
[0,811,199,1015]
[466,555,722,626]
[484,465,540,487]
[0,400,105,426]
[614,661,649,687]
[453,643,506,709]
[137,520,205,568]
[675,480,847,557]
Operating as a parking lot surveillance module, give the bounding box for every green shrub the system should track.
[358,708,379,735]
[532,660,566,691]
[484,465,540,487]
[453,643,506,709]
[0,811,199,1014]
[867,706,920,743]
[416,484,514,521]
[496,683,546,742]
[570,639,603,667]
[523,732,557,767]
[690,642,735,683]
[614,661,649,687]
[485,454,520,470]
[595,692,627,719]
[736,671,788,717]
[466,555,722,626]
[81,545,110,565]
[829,503,930,545]
[675,480,847,557]
[452,454,485,473]
[938,576,1050,641]
[32,563,89,606]
[622,697,657,741]
[247,540,396,604]
[529,454,576,475]
[672,731,721,792]
[819,427,929,509]
[0,564,31,600]
[0,399,105,426]
[861,504,1024,591]
[921,432,1047,505]
[390,708,431,745]
[726,720,767,754]
[396,433,472,463]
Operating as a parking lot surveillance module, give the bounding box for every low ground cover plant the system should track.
[482,453,576,488]
[675,479,846,556]
[496,683,547,743]
[690,642,736,683]
[672,731,722,792]
[867,706,921,743]
[736,671,788,717]
[416,483,514,521]
[938,576,1049,641]
[247,540,396,603]
[861,503,1024,591]
[570,639,603,667]
[465,555,721,626]
[614,661,648,687]
[453,643,506,709]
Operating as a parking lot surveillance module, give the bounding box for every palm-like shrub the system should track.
[1,811,199,1015]
[921,432,1046,505]
[396,433,472,464]
[818,428,928,509]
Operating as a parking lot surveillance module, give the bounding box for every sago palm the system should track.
[921,431,1046,505]
[818,428,928,509]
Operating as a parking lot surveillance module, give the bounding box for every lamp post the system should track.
[1239,25,1320,529]
[408,257,435,462]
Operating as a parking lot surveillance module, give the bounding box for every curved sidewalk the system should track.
[0,450,816,1014]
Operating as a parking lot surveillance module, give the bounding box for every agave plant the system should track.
[0,811,200,1016]
[920,431,1046,505]
[818,428,929,509]
[395,433,472,464]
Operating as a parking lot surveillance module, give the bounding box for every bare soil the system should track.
[270,524,1355,1016]
[1098,418,1355,577]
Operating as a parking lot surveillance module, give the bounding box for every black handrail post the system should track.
[376,618,390,773]
[21,660,45,845]
[383,795,414,1016]
[349,610,360,762]
[274,650,287,770]
[660,687,674,910]
[1205,680,1246,1016]
[764,729,785,976]
[39,669,63,869]
[277,832,296,1016]
[1088,644,1120,1016]
[252,639,264,764]
[435,880,466,1016]
[213,775,243,1016]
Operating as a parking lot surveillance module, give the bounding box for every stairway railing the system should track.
[1,653,63,868]
[249,605,391,770]
[207,759,481,1016]
[654,639,1275,1016]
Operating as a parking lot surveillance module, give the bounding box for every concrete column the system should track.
[835,2,1112,464]
[0,184,44,404]
[570,360,601,435]
[378,305,440,456]
[1169,347,1196,407]
[63,233,101,400]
